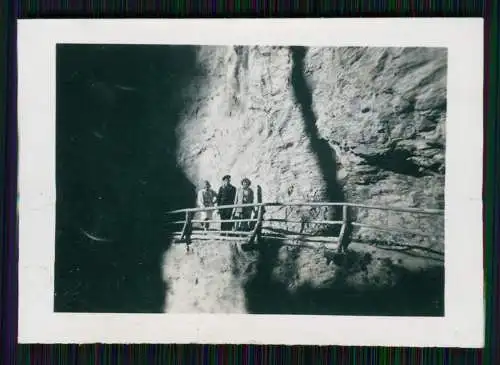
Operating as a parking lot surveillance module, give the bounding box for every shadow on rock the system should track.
[54,45,199,312]
[243,238,444,316]
[290,46,346,237]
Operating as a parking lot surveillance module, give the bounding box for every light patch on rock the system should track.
[163,243,247,313]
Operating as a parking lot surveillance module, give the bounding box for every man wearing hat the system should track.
[216,175,237,231]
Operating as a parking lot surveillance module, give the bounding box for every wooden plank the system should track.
[171,234,338,248]
[277,241,339,250]
[264,218,343,225]
[261,227,325,237]
[264,219,306,224]
[168,218,258,225]
[298,220,342,225]
[260,233,339,244]
[166,203,266,214]
[172,233,252,242]
[173,236,249,242]
[172,224,440,241]
[181,236,328,247]
[171,230,252,236]
[351,222,443,237]
[167,202,444,216]
[262,237,339,250]
[172,230,338,243]
[265,202,443,215]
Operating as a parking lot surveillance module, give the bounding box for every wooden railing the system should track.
[166,200,444,252]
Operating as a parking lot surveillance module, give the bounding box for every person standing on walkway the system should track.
[233,178,255,231]
[196,180,218,230]
[217,175,237,231]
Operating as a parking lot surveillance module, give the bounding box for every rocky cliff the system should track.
[54,45,446,314]
[176,46,446,241]
[163,46,446,314]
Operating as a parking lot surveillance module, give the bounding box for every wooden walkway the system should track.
[166,198,444,253]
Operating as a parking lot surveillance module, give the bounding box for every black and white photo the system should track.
[17,19,484,347]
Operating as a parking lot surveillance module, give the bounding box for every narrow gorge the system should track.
[55,45,446,316]
[163,46,446,315]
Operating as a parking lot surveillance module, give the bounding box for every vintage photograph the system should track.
[55,44,446,316]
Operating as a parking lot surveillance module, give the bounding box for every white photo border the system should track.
[17,18,484,347]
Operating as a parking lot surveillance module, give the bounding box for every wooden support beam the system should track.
[351,222,441,237]
[261,234,339,244]
[167,202,444,215]
[172,230,252,236]
[247,185,264,245]
[268,219,343,225]
[168,218,258,225]
[337,205,352,253]
[179,211,193,250]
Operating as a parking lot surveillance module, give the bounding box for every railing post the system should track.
[257,205,264,243]
[337,204,352,253]
[248,185,264,245]
[180,211,193,251]
[256,185,264,244]
[248,205,264,245]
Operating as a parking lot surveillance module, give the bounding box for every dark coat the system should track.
[217,184,236,207]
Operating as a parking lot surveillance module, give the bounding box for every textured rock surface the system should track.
[54,45,446,314]
[164,46,446,314]
[176,46,446,240]
[163,243,247,313]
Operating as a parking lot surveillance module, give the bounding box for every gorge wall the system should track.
[55,45,446,315]
[176,46,446,242]
[163,46,447,315]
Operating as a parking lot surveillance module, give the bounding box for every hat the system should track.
[241,178,251,186]
[222,175,231,181]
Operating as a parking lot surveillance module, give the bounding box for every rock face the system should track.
[178,46,323,206]
[165,46,446,314]
[176,46,446,243]
[54,44,446,314]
